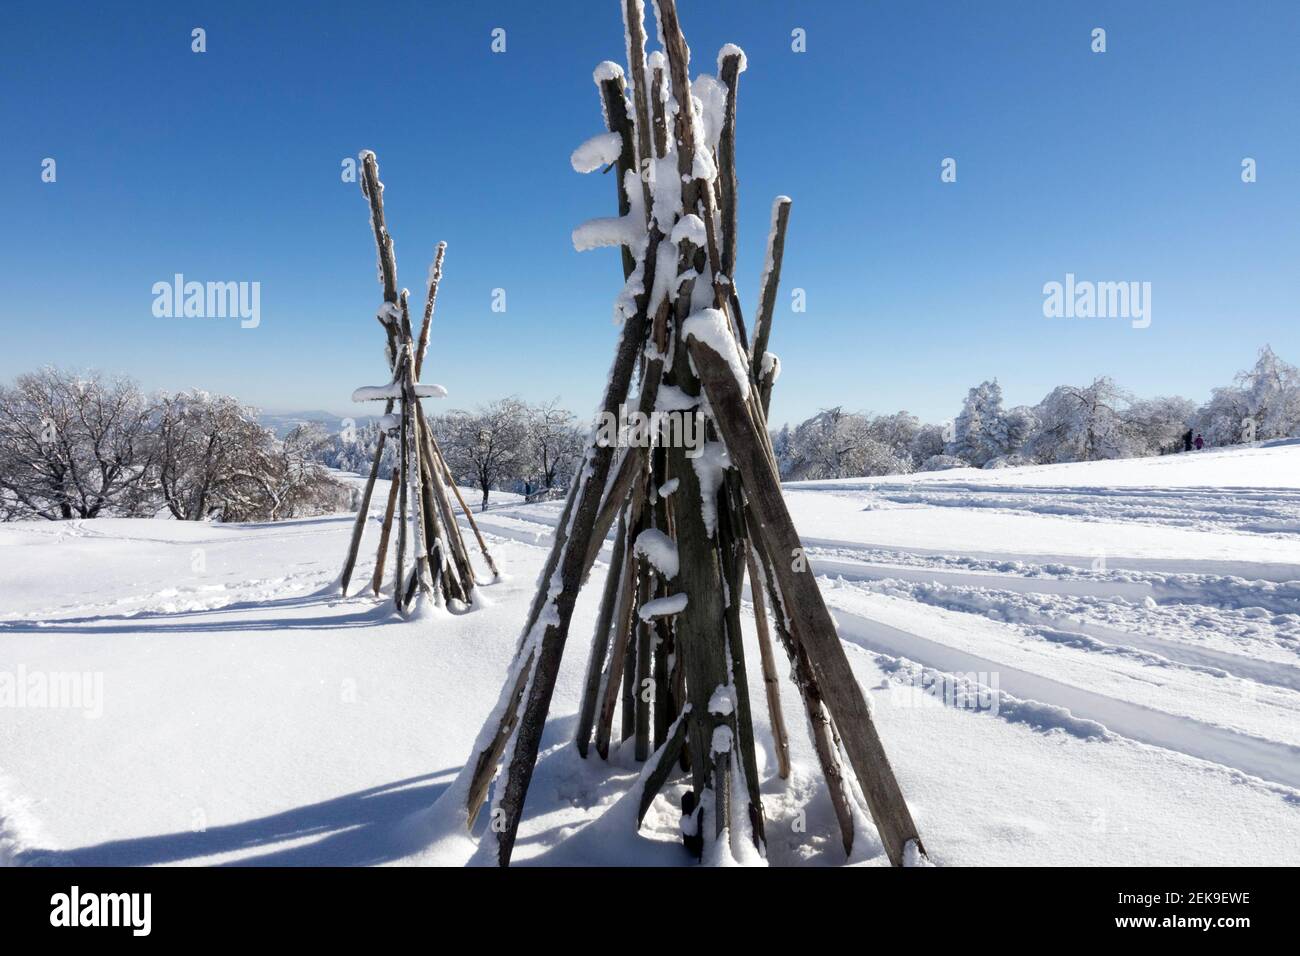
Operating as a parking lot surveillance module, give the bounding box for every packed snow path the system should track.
[2,447,1299,866]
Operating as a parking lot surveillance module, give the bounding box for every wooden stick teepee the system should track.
[337,151,498,614]
[459,0,925,866]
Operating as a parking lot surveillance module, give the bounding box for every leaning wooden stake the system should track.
[687,333,924,866]
[338,415,390,595]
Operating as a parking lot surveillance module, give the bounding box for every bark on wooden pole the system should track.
[575,513,628,756]
[338,413,390,595]
[371,477,399,596]
[746,548,790,779]
[750,196,792,389]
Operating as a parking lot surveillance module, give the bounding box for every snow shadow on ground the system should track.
[15,770,457,866]
[0,591,398,635]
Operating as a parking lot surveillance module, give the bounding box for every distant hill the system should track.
[257,410,375,439]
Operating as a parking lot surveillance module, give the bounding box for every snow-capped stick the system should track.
[595,73,638,281]
[575,512,630,757]
[750,196,791,393]
[360,152,402,369]
[622,0,656,220]
[415,242,446,379]
[739,213,804,787]
[655,0,748,351]
[653,216,744,844]
[717,48,743,284]
[686,334,925,866]
[360,153,399,304]
[575,37,681,750]
[393,340,412,614]
[341,153,407,595]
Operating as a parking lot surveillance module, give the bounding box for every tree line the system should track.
[314,397,586,510]
[5,345,1293,519]
[771,345,1300,480]
[0,368,346,521]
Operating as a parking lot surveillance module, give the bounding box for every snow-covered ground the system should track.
[2,447,1298,866]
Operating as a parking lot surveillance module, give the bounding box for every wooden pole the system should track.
[575,513,629,756]
[338,410,390,595]
[633,532,654,761]
[717,50,743,285]
[717,482,766,847]
[595,502,642,759]
[415,242,446,379]
[687,334,924,867]
[750,197,792,395]
[371,475,399,596]
[393,350,411,613]
[746,547,790,779]
[341,151,403,595]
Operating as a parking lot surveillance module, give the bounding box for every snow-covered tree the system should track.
[0,368,156,520]
[1235,345,1300,440]
[316,419,398,479]
[154,391,344,522]
[1123,395,1197,456]
[433,397,531,509]
[770,423,793,474]
[1028,376,1130,463]
[866,411,921,465]
[526,399,584,494]
[908,423,947,467]
[1196,385,1251,447]
[781,407,911,479]
[947,380,1028,466]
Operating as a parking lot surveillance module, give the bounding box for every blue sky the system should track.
[2,0,1297,427]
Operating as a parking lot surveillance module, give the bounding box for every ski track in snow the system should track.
[829,603,1300,790]
[783,463,1300,799]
